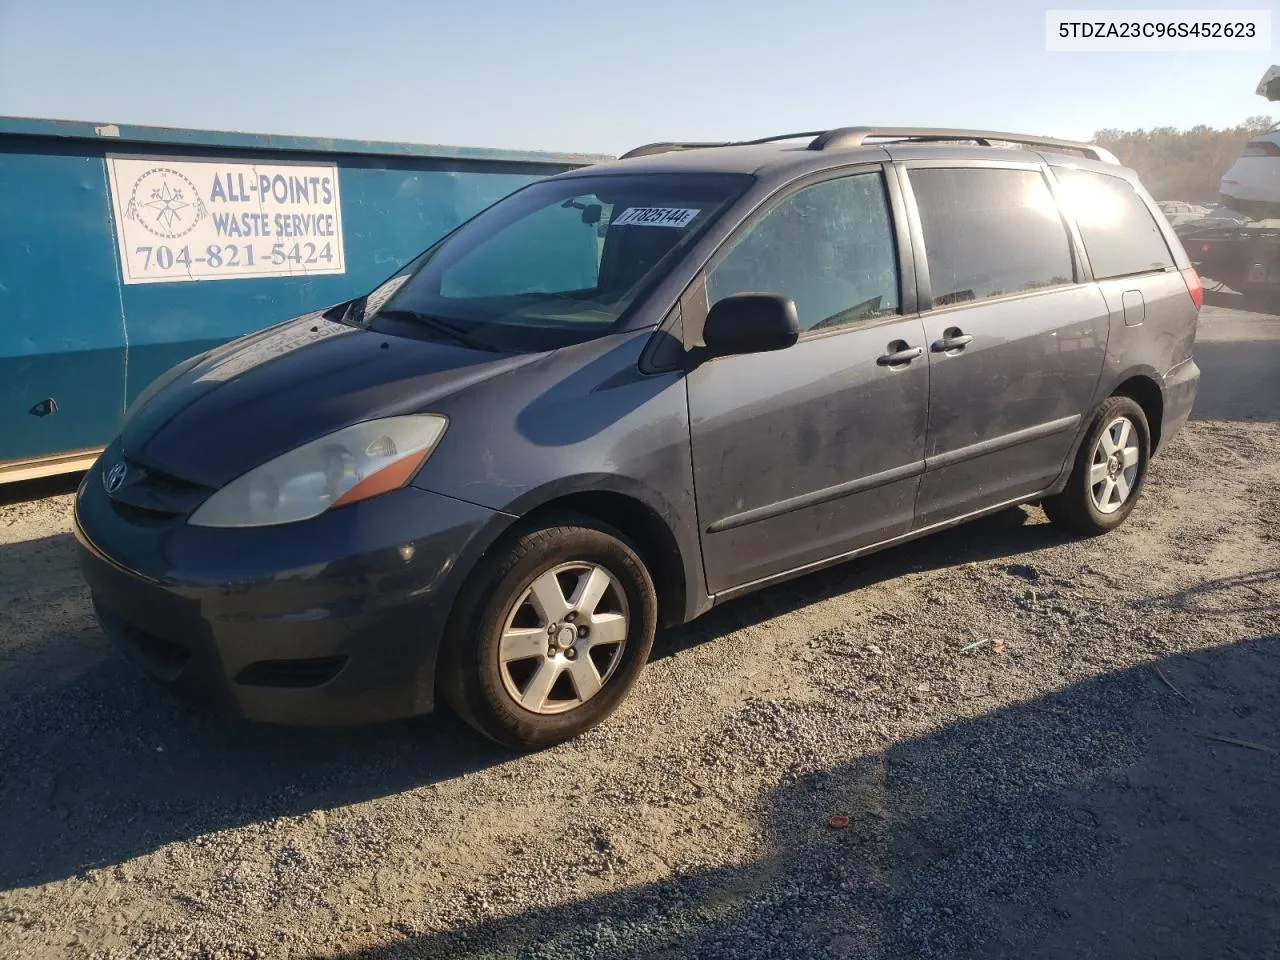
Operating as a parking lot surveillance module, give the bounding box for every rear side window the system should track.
[1240,139,1280,158]
[1053,167,1174,280]
[909,167,1075,306]
[706,172,900,333]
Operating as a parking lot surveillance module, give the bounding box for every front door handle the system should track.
[932,327,974,353]
[877,343,923,366]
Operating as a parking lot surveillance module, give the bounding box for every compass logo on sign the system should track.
[123,167,207,239]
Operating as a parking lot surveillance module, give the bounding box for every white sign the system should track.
[106,155,346,284]
[612,207,701,228]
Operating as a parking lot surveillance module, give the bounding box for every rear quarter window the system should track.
[1052,167,1174,280]
[1240,139,1280,158]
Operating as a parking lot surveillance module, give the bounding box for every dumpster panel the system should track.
[0,138,128,463]
[116,151,546,409]
[0,118,607,475]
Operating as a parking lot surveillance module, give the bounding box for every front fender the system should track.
[494,472,708,625]
[409,329,708,621]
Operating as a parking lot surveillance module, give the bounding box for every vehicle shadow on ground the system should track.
[322,632,1280,960]
[0,508,1062,891]
[1201,287,1253,311]
[1191,338,1280,422]
[656,505,1059,662]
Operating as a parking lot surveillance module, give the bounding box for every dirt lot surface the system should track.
[1,297,1278,960]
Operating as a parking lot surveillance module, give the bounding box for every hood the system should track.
[123,314,540,488]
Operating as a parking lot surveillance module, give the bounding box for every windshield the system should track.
[364,172,752,352]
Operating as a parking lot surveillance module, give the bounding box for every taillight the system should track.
[1181,266,1203,310]
[1201,243,1211,253]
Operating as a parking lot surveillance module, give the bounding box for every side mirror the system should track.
[701,293,800,357]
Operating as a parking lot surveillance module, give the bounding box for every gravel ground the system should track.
[1,300,1278,960]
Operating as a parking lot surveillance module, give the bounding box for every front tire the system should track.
[1043,395,1151,536]
[439,517,657,750]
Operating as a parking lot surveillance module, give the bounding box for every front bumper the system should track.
[74,452,511,725]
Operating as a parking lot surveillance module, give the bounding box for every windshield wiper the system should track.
[375,309,480,349]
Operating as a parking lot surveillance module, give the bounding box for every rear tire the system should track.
[439,517,657,750]
[1043,396,1151,537]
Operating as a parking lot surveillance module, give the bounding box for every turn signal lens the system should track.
[333,449,432,507]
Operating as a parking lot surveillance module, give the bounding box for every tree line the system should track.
[1092,116,1275,202]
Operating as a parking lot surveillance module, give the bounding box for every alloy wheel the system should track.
[497,562,629,715]
[1090,415,1141,514]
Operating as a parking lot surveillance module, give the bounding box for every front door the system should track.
[686,169,930,595]
[902,163,1109,526]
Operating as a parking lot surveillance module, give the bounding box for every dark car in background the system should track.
[75,127,1202,749]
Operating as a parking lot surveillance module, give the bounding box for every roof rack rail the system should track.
[618,127,1120,164]
[618,141,728,160]
[806,127,1119,164]
[617,131,826,160]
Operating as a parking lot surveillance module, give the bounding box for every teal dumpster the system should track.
[0,116,607,481]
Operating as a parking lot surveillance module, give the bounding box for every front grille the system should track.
[234,657,349,689]
[106,458,214,519]
[108,499,180,527]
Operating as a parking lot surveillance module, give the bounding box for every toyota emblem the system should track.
[104,461,128,494]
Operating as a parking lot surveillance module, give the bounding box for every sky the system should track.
[0,0,1273,156]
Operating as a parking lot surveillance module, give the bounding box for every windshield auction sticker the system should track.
[106,155,345,284]
[612,207,701,228]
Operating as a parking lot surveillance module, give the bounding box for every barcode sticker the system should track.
[612,207,701,228]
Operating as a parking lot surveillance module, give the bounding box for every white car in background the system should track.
[1174,65,1280,307]
[1157,201,1213,226]
[1219,66,1280,220]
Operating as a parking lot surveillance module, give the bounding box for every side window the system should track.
[706,172,900,333]
[1052,167,1175,280]
[909,167,1075,306]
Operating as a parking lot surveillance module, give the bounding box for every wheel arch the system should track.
[1109,372,1165,452]
[1050,367,1167,497]
[477,475,706,631]
[509,489,692,629]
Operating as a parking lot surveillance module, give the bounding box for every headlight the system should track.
[188,415,447,528]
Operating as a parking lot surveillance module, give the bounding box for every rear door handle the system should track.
[931,332,974,352]
[877,345,923,366]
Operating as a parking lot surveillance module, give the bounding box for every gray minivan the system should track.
[75,127,1201,749]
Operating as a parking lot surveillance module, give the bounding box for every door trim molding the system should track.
[706,459,925,534]
[927,414,1081,470]
[712,485,1052,603]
